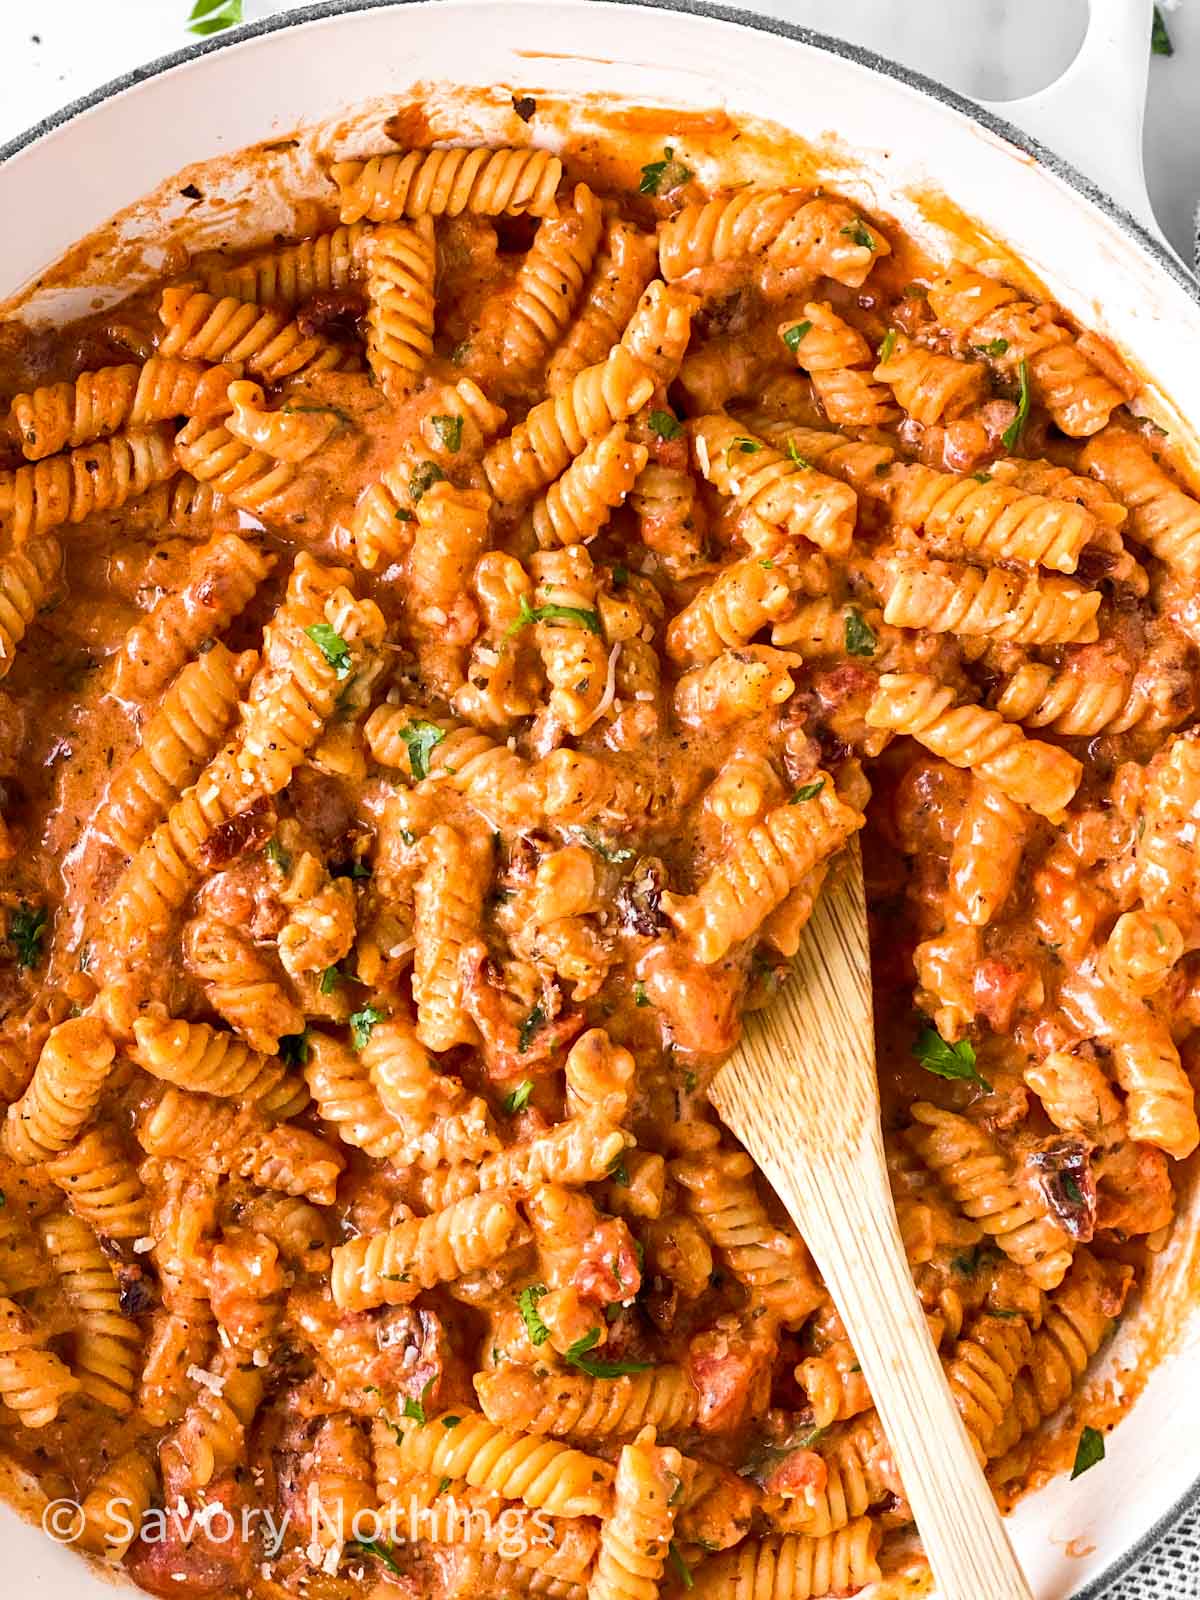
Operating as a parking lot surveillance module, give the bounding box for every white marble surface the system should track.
[0,0,1197,257]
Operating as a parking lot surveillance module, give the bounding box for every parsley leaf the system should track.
[1152,5,1174,56]
[518,1005,546,1055]
[633,980,651,1008]
[348,1538,402,1575]
[638,146,692,196]
[725,435,762,467]
[278,1030,310,1066]
[648,409,682,440]
[844,607,876,657]
[791,779,826,804]
[305,622,352,680]
[1071,1425,1105,1479]
[782,320,812,353]
[564,1328,652,1378]
[1002,357,1031,450]
[786,438,812,470]
[973,471,993,484]
[608,1156,630,1186]
[8,903,47,969]
[319,965,341,995]
[668,1542,694,1591]
[975,337,1009,358]
[188,0,243,36]
[504,1078,534,1113]
[840,219,876,251]
[409,460,446,502]
[430,414,464,452]
[913,1025,992,1092]
[878,328,898,364]
[517,1283,551,1346]
[350,1005,387,1051]
[399,720,446,781]
[265,836,292,874]
[504,593,601,639]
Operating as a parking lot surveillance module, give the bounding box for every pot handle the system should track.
[978,0,1174,253]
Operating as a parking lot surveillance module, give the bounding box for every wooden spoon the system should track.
[709,838,1033,1600]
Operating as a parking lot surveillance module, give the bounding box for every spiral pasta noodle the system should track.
[158,284,352,382]
[0,424,178,541]
[0,535,61,678]
[38,1209,141,1412]
[3,1015,116,1165]
[331,1192,527,1308]
[531,424,648,548]
[475,1365,699,1439]
[881,555,1100,644]
[199,222,369,304]
[44,1125,152,1240]
[362,215,437,400]
[0,1296,80,1427]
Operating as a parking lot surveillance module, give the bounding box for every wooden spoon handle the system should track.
[713,1070,1033,1600]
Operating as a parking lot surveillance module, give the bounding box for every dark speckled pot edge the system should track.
[1,0,1197,1592]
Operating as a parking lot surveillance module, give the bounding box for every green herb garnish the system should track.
[786,438,812,470]
[320,966,341,995]
[648,409,683,440]
[518,1004,546,1054]
[504,1079,535,1113]
[608,1156,630,1186]
[348,1538,402,1575]
[517,1283,551,1346]
[638,146,692,196]
[278,1030,310,1066]
[564,1328,651,1378]
[975,337,1010,357]
[844,607,876,656]
[725,435,762,467]
[188,0,243,36]
[430,414,464,452]
[633,980,651,1008]
[409,460,446,502]
[9,903,47,969]
[791,779,826,803]
[399,719,447,781]
[1002,357,1031,450]
[878,328,898,364]
[1071,1425,1105,1479]
[584,832,634,864]
[668,1542,695,1590]
[1152,5,1174,56]
[973,471,993,484]
[350,1005,387,1051]
[504,592,602,639]
[305,623,352,680]
[265,836,291,874]
[782,320,812,353]
[913,1025,992,1092]
[840,219,876,251]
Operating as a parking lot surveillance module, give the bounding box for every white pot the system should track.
[1,2,1199,1596]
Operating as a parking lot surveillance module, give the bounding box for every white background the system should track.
[1,0,1198,258]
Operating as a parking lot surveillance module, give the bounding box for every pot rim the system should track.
[0,1,1197,1592]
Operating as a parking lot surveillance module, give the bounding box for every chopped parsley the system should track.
[608,1155,630,1186]
[975,337,1010,358]
[319,965,341,995]
[430,414,463,452]
[331,857,372,880]
[878,328,898,365]
[504,1078,535,1113]
[304,622,352,680]
[973,471,993,484]
[1152,5,1174,56]
[791,779,826,803]
[278,1030,310,1066]
[348,1538,402,1575]
[440,1415,462,1429]
[395,506,415,522]
[1001,357,1031,450]
[668,1542,695,1591]
[350,1005,387,1051]
[517,1283,551,1346]
[638,146,692,196]
[264,836,291,873]
[505,592,602,639]
[398,719,447,781]
[563,1328,651,1378]
[1062,1173,1085,1207]
[840,219,876,251]
[782,320,812,353]
[518,1004,546,1054]
[409,460,446,502]
[786,438,812,470]
[1071,1425,1106,1479]
[648,409,683,440]
[8,903,47,969]
[188,0,243,36]
[844,607,876,656]
[633,980,651,1008]
[435,1475,453,1496]
[401,1379,435,1426]
[913,1025,992,1092]
[725,435,762,467]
